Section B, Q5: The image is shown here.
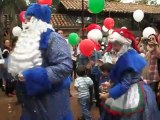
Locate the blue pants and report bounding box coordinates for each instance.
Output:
[78,97,92,120]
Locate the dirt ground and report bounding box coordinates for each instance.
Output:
[0,83,99,120]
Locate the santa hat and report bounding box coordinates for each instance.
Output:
[86,24,103,42]
[25,3,51,23]
[108,28,140,53]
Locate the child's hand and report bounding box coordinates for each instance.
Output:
[143,79,151,84]
[99,93,109,100]
[86,60,95,69]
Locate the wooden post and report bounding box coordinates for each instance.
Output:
[81,0,85,38]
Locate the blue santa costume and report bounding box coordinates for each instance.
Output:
[100,28,160,120]
[8,4,73,120]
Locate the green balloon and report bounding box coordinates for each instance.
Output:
[88,0,105,14]
[68,33,79,46]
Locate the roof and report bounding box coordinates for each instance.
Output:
[51,14,81,28]
[60,0,160,14]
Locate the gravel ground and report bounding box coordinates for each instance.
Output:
[0,83,99,120]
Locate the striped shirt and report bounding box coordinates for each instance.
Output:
[74,77,93,98]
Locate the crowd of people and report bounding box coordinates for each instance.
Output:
[72,28,160,120]
[0,3,160,120]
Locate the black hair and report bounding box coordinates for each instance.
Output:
[100,63,114,73]
[76,65,87,77]
[56,29,63,33]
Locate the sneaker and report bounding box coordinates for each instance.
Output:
[78,117,85,120]
[7,93,14,97]
[1,85,5,91]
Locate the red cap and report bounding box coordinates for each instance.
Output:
[86,24,101,32]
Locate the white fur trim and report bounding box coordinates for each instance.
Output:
[108,32,132,45]
[8,17,53,74]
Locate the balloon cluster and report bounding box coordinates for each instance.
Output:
[78,17,115,57]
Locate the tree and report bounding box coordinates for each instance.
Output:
[0,0,27,46]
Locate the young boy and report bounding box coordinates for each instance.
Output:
[74,65,93,120]
[98,63,114,120]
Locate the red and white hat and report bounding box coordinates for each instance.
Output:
[86,24,103,42]
[108,28,140,52]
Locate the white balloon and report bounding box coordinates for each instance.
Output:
[87,29,102,42]
[142,27,156,38]
[12,26,22,37]
[133,10,144,22]
[102,26,108,32]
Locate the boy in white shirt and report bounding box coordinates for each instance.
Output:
[74,65,93,120]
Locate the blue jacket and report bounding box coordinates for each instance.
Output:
[109,49,147,99]
[20,30,73,120]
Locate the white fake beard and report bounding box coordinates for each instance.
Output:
[8,17,53,75]
[117,45,132,57]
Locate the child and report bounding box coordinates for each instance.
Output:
[98,63,114,120]
[74,65,93,120]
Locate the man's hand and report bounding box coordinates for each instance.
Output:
[86,60,95,69]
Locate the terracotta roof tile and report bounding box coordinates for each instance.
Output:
[60,0,160,14]
[51,14,81,28]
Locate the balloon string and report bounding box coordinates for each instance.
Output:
[137,22,141,37]
[107,2,111,17]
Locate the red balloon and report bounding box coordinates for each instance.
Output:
[104,17,114,30]
[92,41,101,51]
[38,0,52,6]
[19,11,26,23]
[79,39,95,57]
